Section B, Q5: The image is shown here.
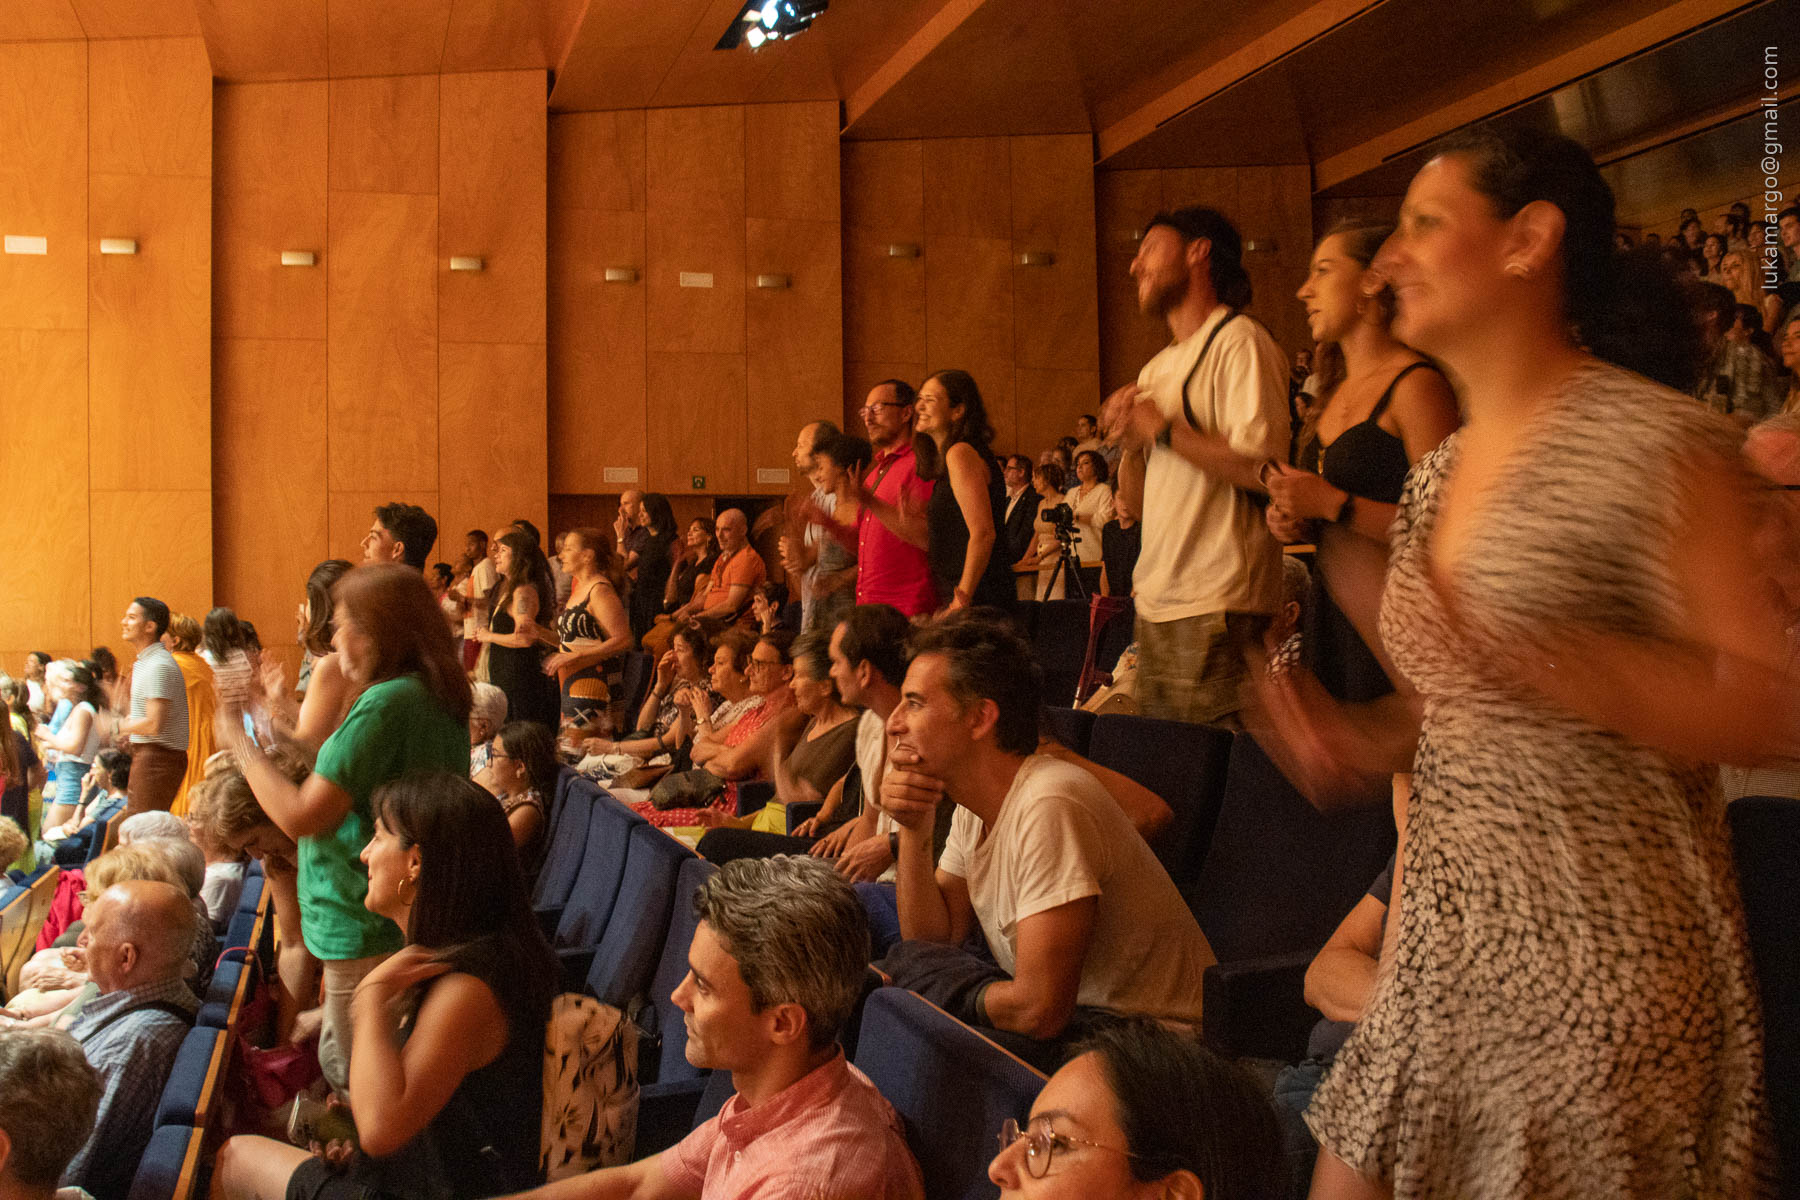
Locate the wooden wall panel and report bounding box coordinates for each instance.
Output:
[439,341,548,545]
[1015,367,1101,458]
[645,209,745,355]
[1096,169,1165,394]
[0,41,88,332]
[212,338,328,646]
[1161,167,1241,215]
[326,0,452,79]
[1237,164,1314,363]
[439,71,546,344]
[647,353,746,495]
[326,190,438,491]
[746,217,842,492]
[70,0,201,38]
[940,355,1016,456]
[923,235,1012,366]
[88,172,211,490]
[843,140,923,235]
[746,101,840,224]
[327,490,441,564]
[646,106,744,217]
[328,75,438,195]
[194,0,329,82]
[549,110,646,214]
[923,138,1011,239]
[548,207,646,493]
[0,330,89,657]
[89,489,212,653]
[1010,135,1099,372]
[88,38,210,179]
[214,82,327,341]
[843,229,926,366]
[0,1,84,41]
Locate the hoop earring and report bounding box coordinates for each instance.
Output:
[1505,261,1532,279]
[397,874,417,904]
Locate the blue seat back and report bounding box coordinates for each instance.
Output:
[153,1026,226,1129]
[533,777,597,908]
[1187,733,1393,963]
[198,952,246,1028]
[555,798,644,948]
[127,1124,200,1200]
[586,824,695,1007]
[644,857,718,1084]
[1028,599,1089,707]
[1038,706,1095,756]
[1087,714,1233,886]
[854,988,1045,1200]
[1730,795,1800,1184]
[617,652,656,725]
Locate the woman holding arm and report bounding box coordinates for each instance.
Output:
[1269,128,1786,1198]
[477,530,562,731]
[914,369,1016,612]
[213,771,556,1200]
[543,527,633,733]
[580,622,711,763]
[215,563,471,1098]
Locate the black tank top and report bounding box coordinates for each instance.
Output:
[1317,361,1433,505]
[925,449,1015,610]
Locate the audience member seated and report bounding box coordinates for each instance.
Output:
[880,613,1213,1053]
[182,785,248,933]
[506,856,923,1199]
[1266,855,1391,1199]
[37,748,129,866]
[1098,487,1141,598]
[578,622,712,777]
[482,720,558,872]
[59,880,200,1200]
[659,517,721,624]
[1266,556,1311,678]
[0,711,37,863]
[660,509,766,645]
[695,628,863,859]
[990,1016,1283,1199]
[640,632,799,820]
[0,1028,102,1200]
[545,527,633,734]
[0,818,27,882]
[748,582,798,637]
[117,810,189,846]
[214,773,557,1200]
[469,680,509,777]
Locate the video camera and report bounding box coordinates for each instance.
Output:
[1043,502,1078,545]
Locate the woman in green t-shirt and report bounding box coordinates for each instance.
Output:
[216,562,472,1096]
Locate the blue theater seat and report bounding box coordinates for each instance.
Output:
[198,951,247,1029]
[532,776,598,909]
[127,1123,201,1200]
[584,824,695,1009]
[634,857,719,1152]
[1038,706,1095,757]
[853,988,1046,1200]
[548,798,643,953]
[1086,713,1233,885]
[153,1026,228,1129]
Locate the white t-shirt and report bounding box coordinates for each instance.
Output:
[938,755,1212,1023]
[849,709,902,884]
[799,488,839,625]
[462,558,498,638]
[1132,307,1289,621]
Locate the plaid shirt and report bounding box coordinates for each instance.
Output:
[63,977,198,1198]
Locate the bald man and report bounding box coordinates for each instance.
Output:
[680,508,767,628]
[62,881,199,1199]
[614,489,648,577]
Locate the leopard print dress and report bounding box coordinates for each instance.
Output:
[1306,360,1775,1198]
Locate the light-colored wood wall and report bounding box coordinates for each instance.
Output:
[549,100,842,501]
[211,70,546,671]
[842,135,1101,459]
[1096,165,1314,396]
[0,36,212,674]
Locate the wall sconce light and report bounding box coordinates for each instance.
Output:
[1016,250,1055,267]
[449,256,484,272]
[1244,239,1278,253]
[755,274,791,289]
[886,243,921,258]
[4,235,48,255]
[99,238,138,255]
[603,267,639,283]
[280,250,317,267]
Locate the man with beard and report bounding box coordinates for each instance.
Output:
[1105,208,1289,725]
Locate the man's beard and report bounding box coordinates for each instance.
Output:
[1139,268,1188,317]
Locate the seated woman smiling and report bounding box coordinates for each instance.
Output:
[213,772,557,1200]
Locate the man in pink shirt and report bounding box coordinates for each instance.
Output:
[855,381,938,616]
[507,856,923,1200]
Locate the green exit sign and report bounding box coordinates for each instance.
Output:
[691,475,706,489]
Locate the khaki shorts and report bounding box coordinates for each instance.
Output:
[1134,611,1269,727]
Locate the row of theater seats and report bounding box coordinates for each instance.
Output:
[1,863,63,997]
[129,862,275,1200]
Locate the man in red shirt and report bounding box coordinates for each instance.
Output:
[854,381,937,616]
[505,856,924,1200]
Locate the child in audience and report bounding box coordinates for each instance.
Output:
[183,780,248,932]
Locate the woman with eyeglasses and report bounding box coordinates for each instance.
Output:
[990,1017,1282,1199]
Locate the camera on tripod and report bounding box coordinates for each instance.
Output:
[1043,502,1078,546]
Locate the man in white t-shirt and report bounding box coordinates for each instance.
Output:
[881,613,1213,1040]
[1108,207,1290,726]
[780,420,841,631]
[458,530,500,671]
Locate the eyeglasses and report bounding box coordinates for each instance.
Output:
[996,1118,1138,1179]
[860,400,911,415]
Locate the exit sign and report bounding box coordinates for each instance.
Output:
[691,475,706,489]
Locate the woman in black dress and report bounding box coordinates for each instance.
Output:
[913,369,1015,613]
[629,493,678,642]
[474,529,562,730]
[1264,220,1460,701]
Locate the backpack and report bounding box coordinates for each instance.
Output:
[541,993,640,1180]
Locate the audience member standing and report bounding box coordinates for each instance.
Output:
[1067,449,1115,597]
[360,501,438,572]
[785,420,842,631]
[200,607,254,712]
[162,617,218,818]
[854,381,937,616]
[912,370,1016,613]
[1027,462,1068,601]
[116,598,190,817]
[802,434,867,636]
[1111,208,1290,725]
[1264,221,1459,702]
[999,454,1038,571]
[612,489,648,578]
[458,530,499,671]
[477,530,562,731]
[1275,128,1782,1200]
[32,662,102,826]
[546,527,633,732]
[215,563,471,1097]
[628,494,679,643]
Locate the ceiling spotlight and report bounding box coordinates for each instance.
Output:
[715,0,827,49]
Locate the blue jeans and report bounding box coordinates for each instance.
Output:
[1271,1058,1330,1200]
[854,881,901,959]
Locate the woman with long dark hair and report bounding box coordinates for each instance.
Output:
[911,368,1015,611]
[544,527,632,732]
[1261,127,1784,1197]
[1264,219,1460,702]
[629,493,679,641]
[213,771,556,1199]
[259,559,355,752]
[214,562,472,1097]
[476,529,562,730]
[482,719,559,871]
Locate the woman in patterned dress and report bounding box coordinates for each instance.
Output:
[1261,128,1791,1199]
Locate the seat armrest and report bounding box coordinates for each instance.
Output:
[735,780,776,817]
[786,801,823,835]
[1201,952,1318,1062]
[534,904,563,941]
[556,945,596,992]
